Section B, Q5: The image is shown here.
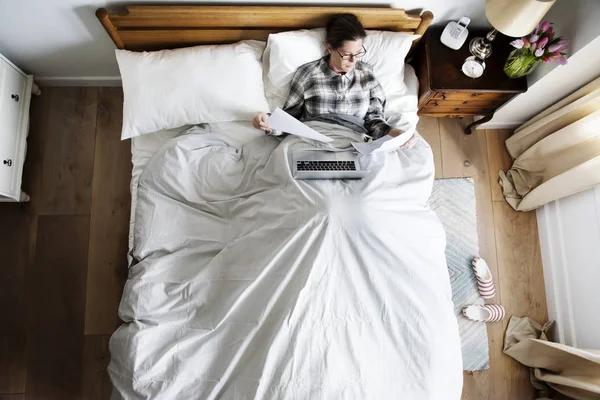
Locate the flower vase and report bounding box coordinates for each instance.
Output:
[503,49,540,78]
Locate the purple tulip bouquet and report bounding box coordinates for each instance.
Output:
[504,21,569,78]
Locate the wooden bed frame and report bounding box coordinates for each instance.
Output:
[96,6,433,52]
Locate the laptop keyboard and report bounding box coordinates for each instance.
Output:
[296,160,356,171]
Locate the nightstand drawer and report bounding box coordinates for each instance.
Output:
[420,105,495,115]
[426,99,505,109]
[433,92,514,101]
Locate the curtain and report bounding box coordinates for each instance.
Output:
[503,316,600,400]
[499,76,600,211]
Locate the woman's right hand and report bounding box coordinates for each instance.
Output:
[252,112,271,132]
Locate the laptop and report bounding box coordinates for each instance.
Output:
[292,149,368,180]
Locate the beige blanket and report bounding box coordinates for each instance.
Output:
[503,316,600,399]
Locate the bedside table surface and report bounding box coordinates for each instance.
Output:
[426,27,527,93]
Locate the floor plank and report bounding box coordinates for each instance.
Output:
[0,333,26,394]
[0,205,29,334]
[493,201,548,399]
[439,117,483,179]
[486,130,514,203]
[493,202,547,321]
[0,204,30,394]
[21,94,44,299]
[25,216,90,399]
[84,88,130,335]
[417,116,442,179]
[21,95,45,209]
[38,88,98,216]
[81,335,113,400]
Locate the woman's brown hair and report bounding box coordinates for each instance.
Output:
[326,14,366,50]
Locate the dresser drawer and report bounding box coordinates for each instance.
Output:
[426,99,505,109]
[433,92,514,102]
[0,60,27,196]
[420,105,495,116]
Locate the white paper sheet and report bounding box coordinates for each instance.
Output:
[268,108,333,143]
[352,129,415,154]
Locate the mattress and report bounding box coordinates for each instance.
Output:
[128,64,420,252]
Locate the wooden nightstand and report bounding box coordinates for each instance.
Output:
[413,27,527,134]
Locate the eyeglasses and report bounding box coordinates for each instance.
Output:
[336,46,367,60]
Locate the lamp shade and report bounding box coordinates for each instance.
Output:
[485,0,556,37]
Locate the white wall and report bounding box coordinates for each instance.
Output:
[537,186,600,349]
[0,0,489,83]
[479,0,600,129]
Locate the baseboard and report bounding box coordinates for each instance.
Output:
[35,76,122,87]
[536,202,577,346]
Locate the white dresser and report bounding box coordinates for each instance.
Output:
[0,53,37,202]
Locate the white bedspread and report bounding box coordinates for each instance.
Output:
[109,121,463,399]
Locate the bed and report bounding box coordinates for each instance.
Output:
[97,6,463,399]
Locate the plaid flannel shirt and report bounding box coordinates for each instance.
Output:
[282,56,394,139]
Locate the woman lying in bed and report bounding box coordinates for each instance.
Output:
[252,13,417,149]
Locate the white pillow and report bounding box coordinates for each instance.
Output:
[117,40,270,140]
[263,28,327,109]
[363,31,420,96]
[263,29,419,111]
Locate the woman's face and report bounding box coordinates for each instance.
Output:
[327,39,364,73]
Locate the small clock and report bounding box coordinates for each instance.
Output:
[462,56,485,79]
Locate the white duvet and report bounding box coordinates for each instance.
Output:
[109,122,463,399]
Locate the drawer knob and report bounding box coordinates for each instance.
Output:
[11,94,19,102]
[471,93,480,97]
[433,102,439,107]
[441,94,447,100]
[3,159,12,167]
[454,108,460,111]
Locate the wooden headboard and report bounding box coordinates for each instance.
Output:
[96,6,433,52]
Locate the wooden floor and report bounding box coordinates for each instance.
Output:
[0,87,547,399]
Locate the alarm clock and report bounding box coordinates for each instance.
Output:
[462,56,485,79]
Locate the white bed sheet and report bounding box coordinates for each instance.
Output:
[128,64,420,252]
[129,122,264,254]
[114,120,461,399]
[114,64,464,399]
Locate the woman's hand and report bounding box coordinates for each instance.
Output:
[252,112,271,132]
[389,128,418,149]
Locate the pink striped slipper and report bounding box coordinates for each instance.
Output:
[472,257,496,299]
[462,304,506,323]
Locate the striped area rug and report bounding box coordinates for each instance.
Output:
[430,178,489,371]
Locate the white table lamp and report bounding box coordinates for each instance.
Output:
[470,0,556,60]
